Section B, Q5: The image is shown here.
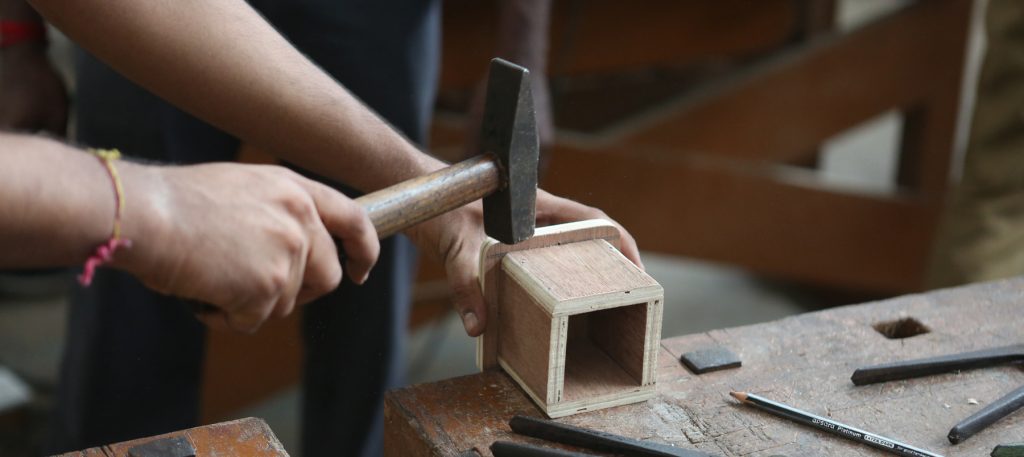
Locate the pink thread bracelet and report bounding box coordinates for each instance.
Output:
[79,149,132,286]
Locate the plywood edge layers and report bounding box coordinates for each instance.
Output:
[499,357,548,414]
[642,301,663,386]
[496,269,556,402]
[501,253,663,316]
[477,219,623,370]
[501,356,658,419]
[545,387,657,418]
[556,286,663,316]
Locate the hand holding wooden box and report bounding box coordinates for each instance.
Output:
[477,219,663,418]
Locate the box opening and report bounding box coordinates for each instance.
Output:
[562,302,648,402]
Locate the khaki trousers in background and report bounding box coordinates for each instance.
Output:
[928,0,1024,288]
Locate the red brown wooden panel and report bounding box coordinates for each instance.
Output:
[440,0,800,89]
[200,305,302,423]
[542,144,936,293]
[612,0,970,185]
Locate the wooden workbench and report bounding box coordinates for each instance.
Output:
[384,278,1024,456]
[56,417,287,457]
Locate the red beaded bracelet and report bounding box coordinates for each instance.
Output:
[0,20,47,49]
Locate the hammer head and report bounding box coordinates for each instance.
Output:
[481,58,539,245]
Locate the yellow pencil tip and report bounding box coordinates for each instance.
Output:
[730,391,748,402]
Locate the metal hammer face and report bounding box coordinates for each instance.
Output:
[480,58,539,245]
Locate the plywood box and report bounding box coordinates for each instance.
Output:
[478,220,663,417]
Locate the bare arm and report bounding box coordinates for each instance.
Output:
[28,0,444,191]
[0,135,120,266]
[24,0,641,336]
[1,133,379,332]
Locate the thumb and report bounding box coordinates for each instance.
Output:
[444,234,487,337]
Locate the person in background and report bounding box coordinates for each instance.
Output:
[927,0,1024,290]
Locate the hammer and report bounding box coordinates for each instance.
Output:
[355,58,539,244]
[190,59,537,317]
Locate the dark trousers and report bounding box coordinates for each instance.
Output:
[46,1,440,456]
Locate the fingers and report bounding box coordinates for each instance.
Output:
[195,303,268,334]
[612,222,644,271]
[536,190,645,270]
[193,308,233,332]
[295,217,342,306]
[270,232,307,319]
[445,233,487,336]
[294,177,379,285]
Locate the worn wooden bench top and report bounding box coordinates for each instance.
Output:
[384,278,1024,456]
[56,417,287,457]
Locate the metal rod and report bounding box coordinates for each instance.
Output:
[948,385,1024,444]
[851,345,1024,386]
[509,415,715,457]
[490,441,594,457]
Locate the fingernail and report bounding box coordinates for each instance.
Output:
[461,311,478,332]
[358,271,369,285]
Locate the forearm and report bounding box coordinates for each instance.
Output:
[0,134,136,267]
[27,0,445,191]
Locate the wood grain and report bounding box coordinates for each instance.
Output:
[502,240,660,313]
[588,303,651,384]
[497,270,554,404]
[386,278,1024,456]
[478,219,622,370]
[482,222,663,418]
[356,154,501,239]
[56,417,288,457]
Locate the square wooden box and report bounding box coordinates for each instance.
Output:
[477,220,663,418]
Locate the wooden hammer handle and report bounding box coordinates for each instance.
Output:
[355,154,503,239]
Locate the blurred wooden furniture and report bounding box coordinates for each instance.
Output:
[384,277,1024,456]
[54,417,287,457]
[546,0,971,294]
[439,0,973,294]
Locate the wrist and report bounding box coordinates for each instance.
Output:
[109,161,172,276]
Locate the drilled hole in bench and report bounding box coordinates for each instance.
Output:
[873,317,929,339]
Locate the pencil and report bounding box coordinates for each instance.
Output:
[730,391,943,457]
